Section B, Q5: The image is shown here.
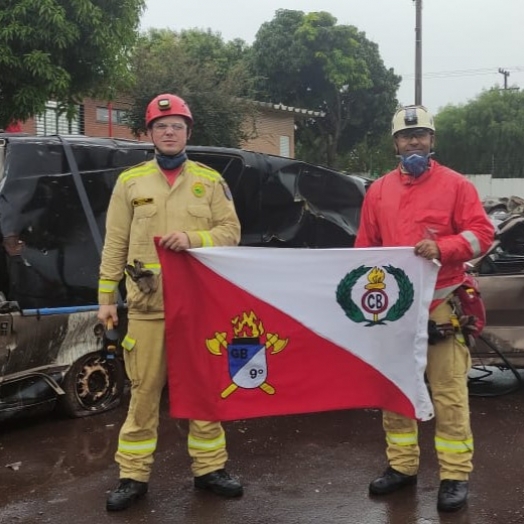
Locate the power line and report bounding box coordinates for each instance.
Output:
[403,66,524,80]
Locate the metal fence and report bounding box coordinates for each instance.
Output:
[466,174,524,200]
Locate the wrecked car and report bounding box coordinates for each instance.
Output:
[0,135,367,421]
[472,201,524,373]
[0,135,152,421]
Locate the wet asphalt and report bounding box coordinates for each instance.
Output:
[1,375,524,524]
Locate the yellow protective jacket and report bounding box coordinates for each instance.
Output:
[98,159,241,318]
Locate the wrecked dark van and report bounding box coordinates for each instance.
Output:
[0,135,367,421]
[0,135,152,420]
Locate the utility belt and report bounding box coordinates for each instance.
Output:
[429,274,486,347]
[427,293,480,348]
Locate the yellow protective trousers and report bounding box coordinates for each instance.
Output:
[116,318,228,482]
[382,300,473,481]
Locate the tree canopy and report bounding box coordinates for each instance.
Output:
[2,4,404,170]
[0,0,145,128]
[126,28,253,147]
[249,10,401,167]
[435,88,524,177]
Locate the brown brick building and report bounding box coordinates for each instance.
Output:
[18,98,137,140]
[16,99,321,158]
[243,102,322,158]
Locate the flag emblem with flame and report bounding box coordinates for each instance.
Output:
[206,311,289,398]
[336,265,414,326]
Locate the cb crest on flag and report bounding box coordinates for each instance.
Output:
[337,265,414,326]
[205,311,288,398]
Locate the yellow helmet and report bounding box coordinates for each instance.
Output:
[391,105,435,136]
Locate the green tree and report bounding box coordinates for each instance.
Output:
[249,9,401,167]
[342,131,397,178]
[179,29,249,83]
[435,88,524,177]
[127,28,254,147]
[0,0,145,128]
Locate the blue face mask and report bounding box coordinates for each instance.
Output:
[399,153,432,178]
[156,151,187,170]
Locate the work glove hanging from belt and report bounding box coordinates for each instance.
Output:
[125,259,157,294]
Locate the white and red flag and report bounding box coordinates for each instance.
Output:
[156,246,439,422]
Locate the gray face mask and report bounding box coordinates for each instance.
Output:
[399,152,433,177]
[156,151,187,170]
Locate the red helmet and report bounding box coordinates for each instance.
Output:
[145,94,193,128]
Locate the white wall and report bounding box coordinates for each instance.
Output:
[466,174,524,200]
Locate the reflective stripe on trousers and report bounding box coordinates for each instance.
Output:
[435,436,474,454]
[188,429,226,452]
[118,438,157,455]
[386,431,418,447]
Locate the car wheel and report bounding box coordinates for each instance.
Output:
[59,351,125,418]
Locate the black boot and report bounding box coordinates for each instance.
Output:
[437,480,468,512]
[194,469,243,497]
[106,478,148,511]
[369,466,417,495]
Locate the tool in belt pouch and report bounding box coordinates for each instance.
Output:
[125,259,158,294]
[427,274,486,347]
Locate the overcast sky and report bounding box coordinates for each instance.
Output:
[140,0,523,114]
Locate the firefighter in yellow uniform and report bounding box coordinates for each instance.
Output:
[98,94,243,512]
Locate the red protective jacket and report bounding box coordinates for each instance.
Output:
[355,160,495,300]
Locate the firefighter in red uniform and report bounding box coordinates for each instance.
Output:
[98,94,243,511]
[355,105,494,512]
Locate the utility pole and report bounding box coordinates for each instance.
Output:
[414,0,423,104]
[498,68,510,90]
